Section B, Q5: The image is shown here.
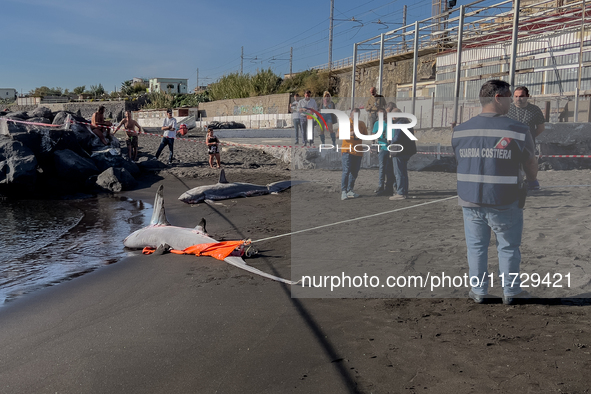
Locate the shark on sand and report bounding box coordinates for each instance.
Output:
[178,169,305,204]
[124,185,298,285]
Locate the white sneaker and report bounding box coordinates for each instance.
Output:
[389,194,407,200]
[341,191,348,200]
[346,191,359,199]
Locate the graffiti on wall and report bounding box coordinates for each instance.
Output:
[233,105,264,115]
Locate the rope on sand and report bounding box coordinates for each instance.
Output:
[252,195,458,244]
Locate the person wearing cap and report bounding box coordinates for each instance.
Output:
[206,126,221,168]
[114,110,142,161]
[155,109,177,164]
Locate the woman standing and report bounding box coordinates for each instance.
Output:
[319,91,337,145]
[206,125,221,168]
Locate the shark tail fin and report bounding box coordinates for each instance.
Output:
[218,169,229,184]
[150,185,171,226]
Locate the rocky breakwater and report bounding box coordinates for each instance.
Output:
[0,107,140,198]
[537,123,591,171]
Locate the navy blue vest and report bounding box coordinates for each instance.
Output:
[452,115,528,205]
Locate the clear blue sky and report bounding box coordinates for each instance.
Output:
[1,0,435,95]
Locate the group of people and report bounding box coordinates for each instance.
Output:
[91,106,221,168]
[339,101,418,201]
[289,87,417,201]
[290,90,338,146]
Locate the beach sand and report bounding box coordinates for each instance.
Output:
[0,131,590,393]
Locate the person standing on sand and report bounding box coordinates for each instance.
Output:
[206,126,221,168]
[372,108,395,197]
[319,91,337,145]
[298,90,318,146]
[290,93,302,144]
[91,105,113,145]
[341,108,368,200]
[155,109,177,165]
[114,110,142,161]
[507,86,545,191]
[364,87,386,132]
[389,108,417,201]
[452,80,538,305]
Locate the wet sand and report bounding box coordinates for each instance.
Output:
[0,132,590,393]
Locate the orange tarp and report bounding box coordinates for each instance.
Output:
[142,241,245,261]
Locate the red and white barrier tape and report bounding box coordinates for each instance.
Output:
[539,154,591,158]
[0,116,62,128]
[4,117,591,157]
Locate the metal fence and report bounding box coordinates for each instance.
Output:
[314,0,591,125]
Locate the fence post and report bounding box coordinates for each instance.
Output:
[430,91,435,128]
[437,143,441,160]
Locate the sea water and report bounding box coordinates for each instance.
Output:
[0,196,151,304]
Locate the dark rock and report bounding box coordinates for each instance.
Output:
[26,117,52,125]
[54,149,99,182]
[0,138,38,189]
[5,111,29,120]
[91,150,140,176]
[96,167,137,192]
[30,107,53,120]
[52,111,69,125]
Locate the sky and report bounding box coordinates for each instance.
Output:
[1,0,437,95]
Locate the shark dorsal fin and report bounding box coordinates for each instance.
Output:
[218,169,228,184]
[195,218,207,234]
[150,185,171,226]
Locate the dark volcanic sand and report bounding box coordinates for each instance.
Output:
[0,129,589,393]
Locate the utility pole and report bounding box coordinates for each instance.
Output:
[241,46,244,75]
[403,5,407,51]
[509,0,521,88]
[196,68,199,92]
[290,47,293,76]
[328,0,334,73]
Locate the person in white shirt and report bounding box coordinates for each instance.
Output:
[297,90,318,146]
[155,109,178,164]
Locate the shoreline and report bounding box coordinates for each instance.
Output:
[1,140,590,391]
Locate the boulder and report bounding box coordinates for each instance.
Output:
[30,107,53,121]
[26,117,52,125]
[537,123,591,170]
[5,111,28,120]
[0,138,38,188]
[91,150,140,176]
[54,149,99,183]
[96,167,137,192]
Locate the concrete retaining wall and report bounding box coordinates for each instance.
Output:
[198,93,291,117]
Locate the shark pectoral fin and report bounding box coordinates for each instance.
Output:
[224,257,299,285]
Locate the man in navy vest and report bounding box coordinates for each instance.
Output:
[452,80,538,305]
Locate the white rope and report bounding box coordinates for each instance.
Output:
[252,195,458,244]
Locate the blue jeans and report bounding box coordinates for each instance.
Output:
[392,155,411,195]
[156,137,174,162]
[378,149,394,193]
[462,201,523,296]
[341,153,362,193]
[293,118,301,143]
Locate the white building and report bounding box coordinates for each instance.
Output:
[0,88,17,101]
[148,78,188,94]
